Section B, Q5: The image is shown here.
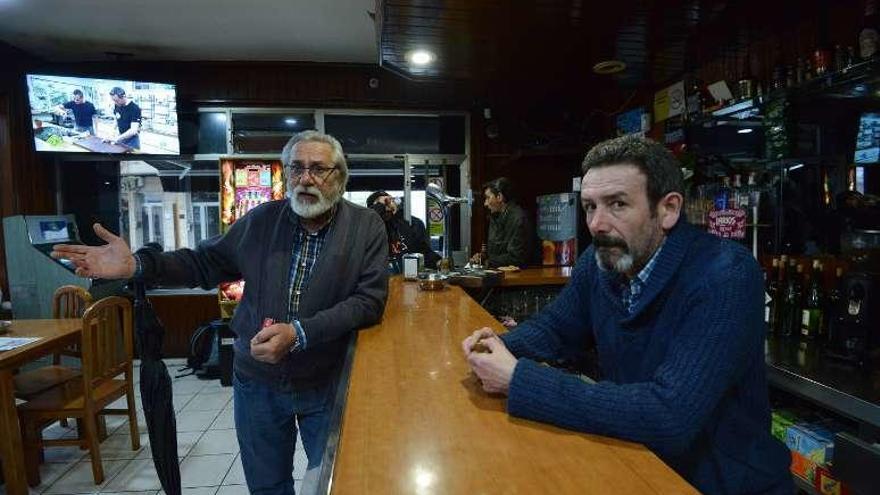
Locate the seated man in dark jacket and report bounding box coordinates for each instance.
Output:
[52,131,389,495]
[462,136,792,494]
[366,190,441,272]
[473,177,535,268]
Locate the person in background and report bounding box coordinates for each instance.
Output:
[471,177,534,268]
[52,130,389,495]
[53,89,97,135]
[367,190,441,272]
[105,87,142,149]
[462,136,792,494]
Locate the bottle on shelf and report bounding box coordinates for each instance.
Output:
[859,0,879,61]
[714,176,732,210]
[825,266,845,344]
[771,255,789,335]
[801,260,825,340]
[765,257,781,331]
[834,44,847,72]
[780,259,803,337]
[796,57,805,85]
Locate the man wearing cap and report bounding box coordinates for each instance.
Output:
[105,87,142,149]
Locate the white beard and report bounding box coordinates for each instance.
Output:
[594,249,634,274]
[288,185,340,218]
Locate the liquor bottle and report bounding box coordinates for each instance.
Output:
[805,58,814,80]
[765,257,781,330]
[734,174,749,211]
[714,176,732,210]
[834,44,847,72]
[825,266,844,343]
[747,172,761,208]
[814,47,832,76]
[796,57,805,85]
[780,260,803,337]
[801,260,825,340]
[859,0,879,60]
[786,65,796,88]
[771,255,789,334]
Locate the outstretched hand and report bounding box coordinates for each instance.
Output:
[51,223,136,279]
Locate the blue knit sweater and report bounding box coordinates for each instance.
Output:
[501,221,792,494]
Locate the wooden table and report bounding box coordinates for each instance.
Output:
[0,319,82,495]
[321,278,696,494]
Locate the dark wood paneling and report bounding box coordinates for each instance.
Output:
[147,294,221,358]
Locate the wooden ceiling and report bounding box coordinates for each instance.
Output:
[378,0,856,88]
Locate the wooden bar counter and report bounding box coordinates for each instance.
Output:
[499,266,572,287]
[319,277,696,494]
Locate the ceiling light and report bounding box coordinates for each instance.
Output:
[407,50,435,66]
[737,128,754,134]
[285,118,298,125]
[788,163,805,171]
[592,60,627,75]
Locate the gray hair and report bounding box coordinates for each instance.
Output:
[280,130,349,188]
[581,135,684,207]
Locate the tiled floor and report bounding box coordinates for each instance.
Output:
[1,359,307,495]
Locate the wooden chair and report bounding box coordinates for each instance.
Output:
[13,285,92,427]
[18,296,140,486]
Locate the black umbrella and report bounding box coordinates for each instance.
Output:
[133,270,181,495]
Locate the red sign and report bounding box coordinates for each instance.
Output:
[708,208,747,239]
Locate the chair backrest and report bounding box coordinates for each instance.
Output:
[79,296,134,399]
[53,285,93,319]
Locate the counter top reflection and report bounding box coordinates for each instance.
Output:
[325,277,695,494]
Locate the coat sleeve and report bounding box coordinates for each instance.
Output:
[298,212,390,346]
[137,209,250,288]
[504,251,766,458]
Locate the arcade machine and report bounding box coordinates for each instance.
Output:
[3,214,124,318]
[216,158,285,318]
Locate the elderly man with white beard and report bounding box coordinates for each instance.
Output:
[52,130,389,495]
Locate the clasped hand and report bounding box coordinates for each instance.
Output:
[250,323,297,364]
[461,327,517,395]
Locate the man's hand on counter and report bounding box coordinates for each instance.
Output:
[464,330,517,395]
[250,323,297,364]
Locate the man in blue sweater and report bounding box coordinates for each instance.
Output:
[463,136,792,494]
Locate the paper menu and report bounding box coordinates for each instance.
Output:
[0,337,41,351]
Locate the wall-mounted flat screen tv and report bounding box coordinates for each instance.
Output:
[854,112,880,164]
[26,73,179,155]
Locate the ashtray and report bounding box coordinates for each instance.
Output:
[418,274,446,291]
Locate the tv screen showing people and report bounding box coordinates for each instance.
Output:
[26,73,180,155]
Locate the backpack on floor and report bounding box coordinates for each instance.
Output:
[177,322,220,379]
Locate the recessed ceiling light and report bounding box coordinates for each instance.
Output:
[285,118,298,125]
[737,128,754,134]
[592,60,627,75]
[407,50,435,66]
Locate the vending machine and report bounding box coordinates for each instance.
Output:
[536,193,581,266]
[217,159,285,317]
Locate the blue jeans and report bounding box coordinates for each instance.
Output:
[233,370,337,495]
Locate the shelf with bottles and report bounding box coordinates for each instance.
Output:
[762,252,880,427]
[683,56,880,131]
[684,172,769,235]
[765,57,880,105]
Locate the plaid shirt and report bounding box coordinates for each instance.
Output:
[286,216,333,349]
[620,241,665,314]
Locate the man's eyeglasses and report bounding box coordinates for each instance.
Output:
[289,165,338,182]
